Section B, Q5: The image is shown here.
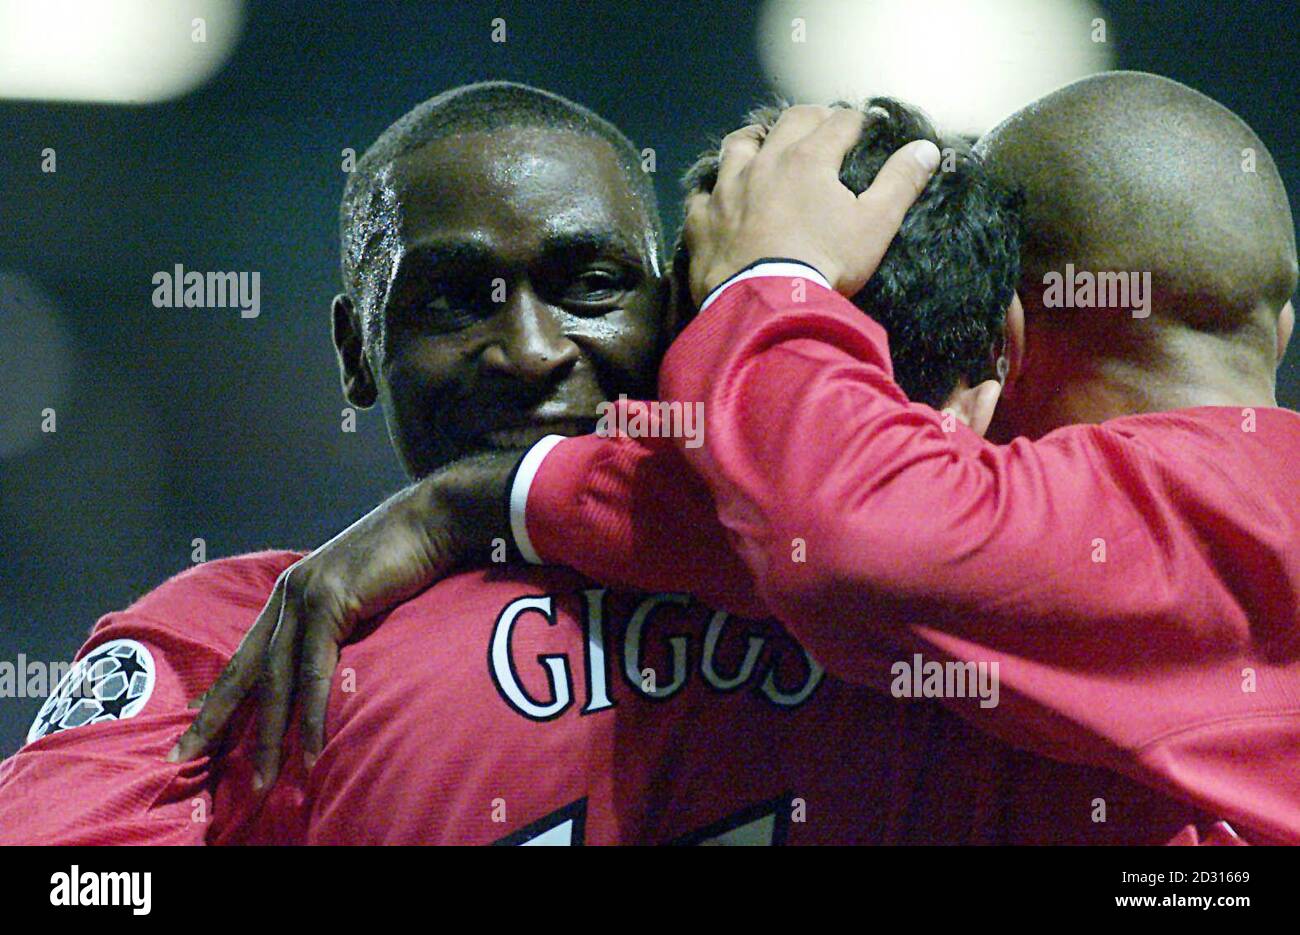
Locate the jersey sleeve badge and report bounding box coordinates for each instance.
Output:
[27,639,156,744]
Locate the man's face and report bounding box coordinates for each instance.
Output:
[341,126,665,478]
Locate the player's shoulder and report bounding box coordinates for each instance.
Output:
[1103,404,1300,438]
[126,549,302,613]
[98,550,303,641]
[1045,405,1300,459]
[1064,407,1300,524]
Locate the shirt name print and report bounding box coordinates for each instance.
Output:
[488,589,824,721]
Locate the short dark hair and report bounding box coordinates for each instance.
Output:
[683,98,1022,408]
[340,81,663,351]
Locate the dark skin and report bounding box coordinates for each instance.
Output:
[176,94,1296,824]
[346,126,663,476]
[170,126,667,788]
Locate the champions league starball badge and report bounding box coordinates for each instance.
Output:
[27,639,155,744]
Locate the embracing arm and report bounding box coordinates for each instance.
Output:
[512,416,766,619]
[647,271,1300,839]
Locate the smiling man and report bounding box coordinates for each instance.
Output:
[186,74,1300,847]
[1,83,657,843]
[0,82,1026,844]
[335,93,664,472]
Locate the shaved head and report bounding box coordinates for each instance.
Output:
[977,71,1296,347]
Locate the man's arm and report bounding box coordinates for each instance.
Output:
[172,453,525,784]
[515,407,766,619]
[653,270,1300,840]
[513,305,1265,749]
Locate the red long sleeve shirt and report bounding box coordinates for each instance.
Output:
[0,552,1221,846]
[515,271,1300,844]
[10,552,1019,845]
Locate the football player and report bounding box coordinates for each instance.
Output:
[190,73,1297,845]
[3,82,1055,843]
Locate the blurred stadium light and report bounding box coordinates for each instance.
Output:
[0,0,244,103]
[758,0,1115,135]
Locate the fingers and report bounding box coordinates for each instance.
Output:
[714,124,764,194]
[253,582,304,792]
[795,107,866,170]
[683,191,709,251]
[857,138,941,208]
[168,582,285,763]
[297,622,340,769]
[760,104,834,157]
[850,139,942,266]
[682,190,714,306]
[728,107,862,193]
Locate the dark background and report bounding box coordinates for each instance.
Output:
[1,0,1297,753]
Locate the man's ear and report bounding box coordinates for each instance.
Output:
[999,292,1026,392]
[663,240,693,342]
[940,379,1003,439]
[332,293,378,408]
[1278,300,1294,365]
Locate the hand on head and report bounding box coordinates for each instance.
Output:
[683,104,942,305]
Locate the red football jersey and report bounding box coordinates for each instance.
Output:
[253,564,907,844]
[0,551,1213,845]
[0,553,281,845]
[513,270,1300,844]
[0,552,914,845]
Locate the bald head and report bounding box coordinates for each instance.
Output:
[977,71,1296,344]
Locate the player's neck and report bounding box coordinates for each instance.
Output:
[991,329,1278,440]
